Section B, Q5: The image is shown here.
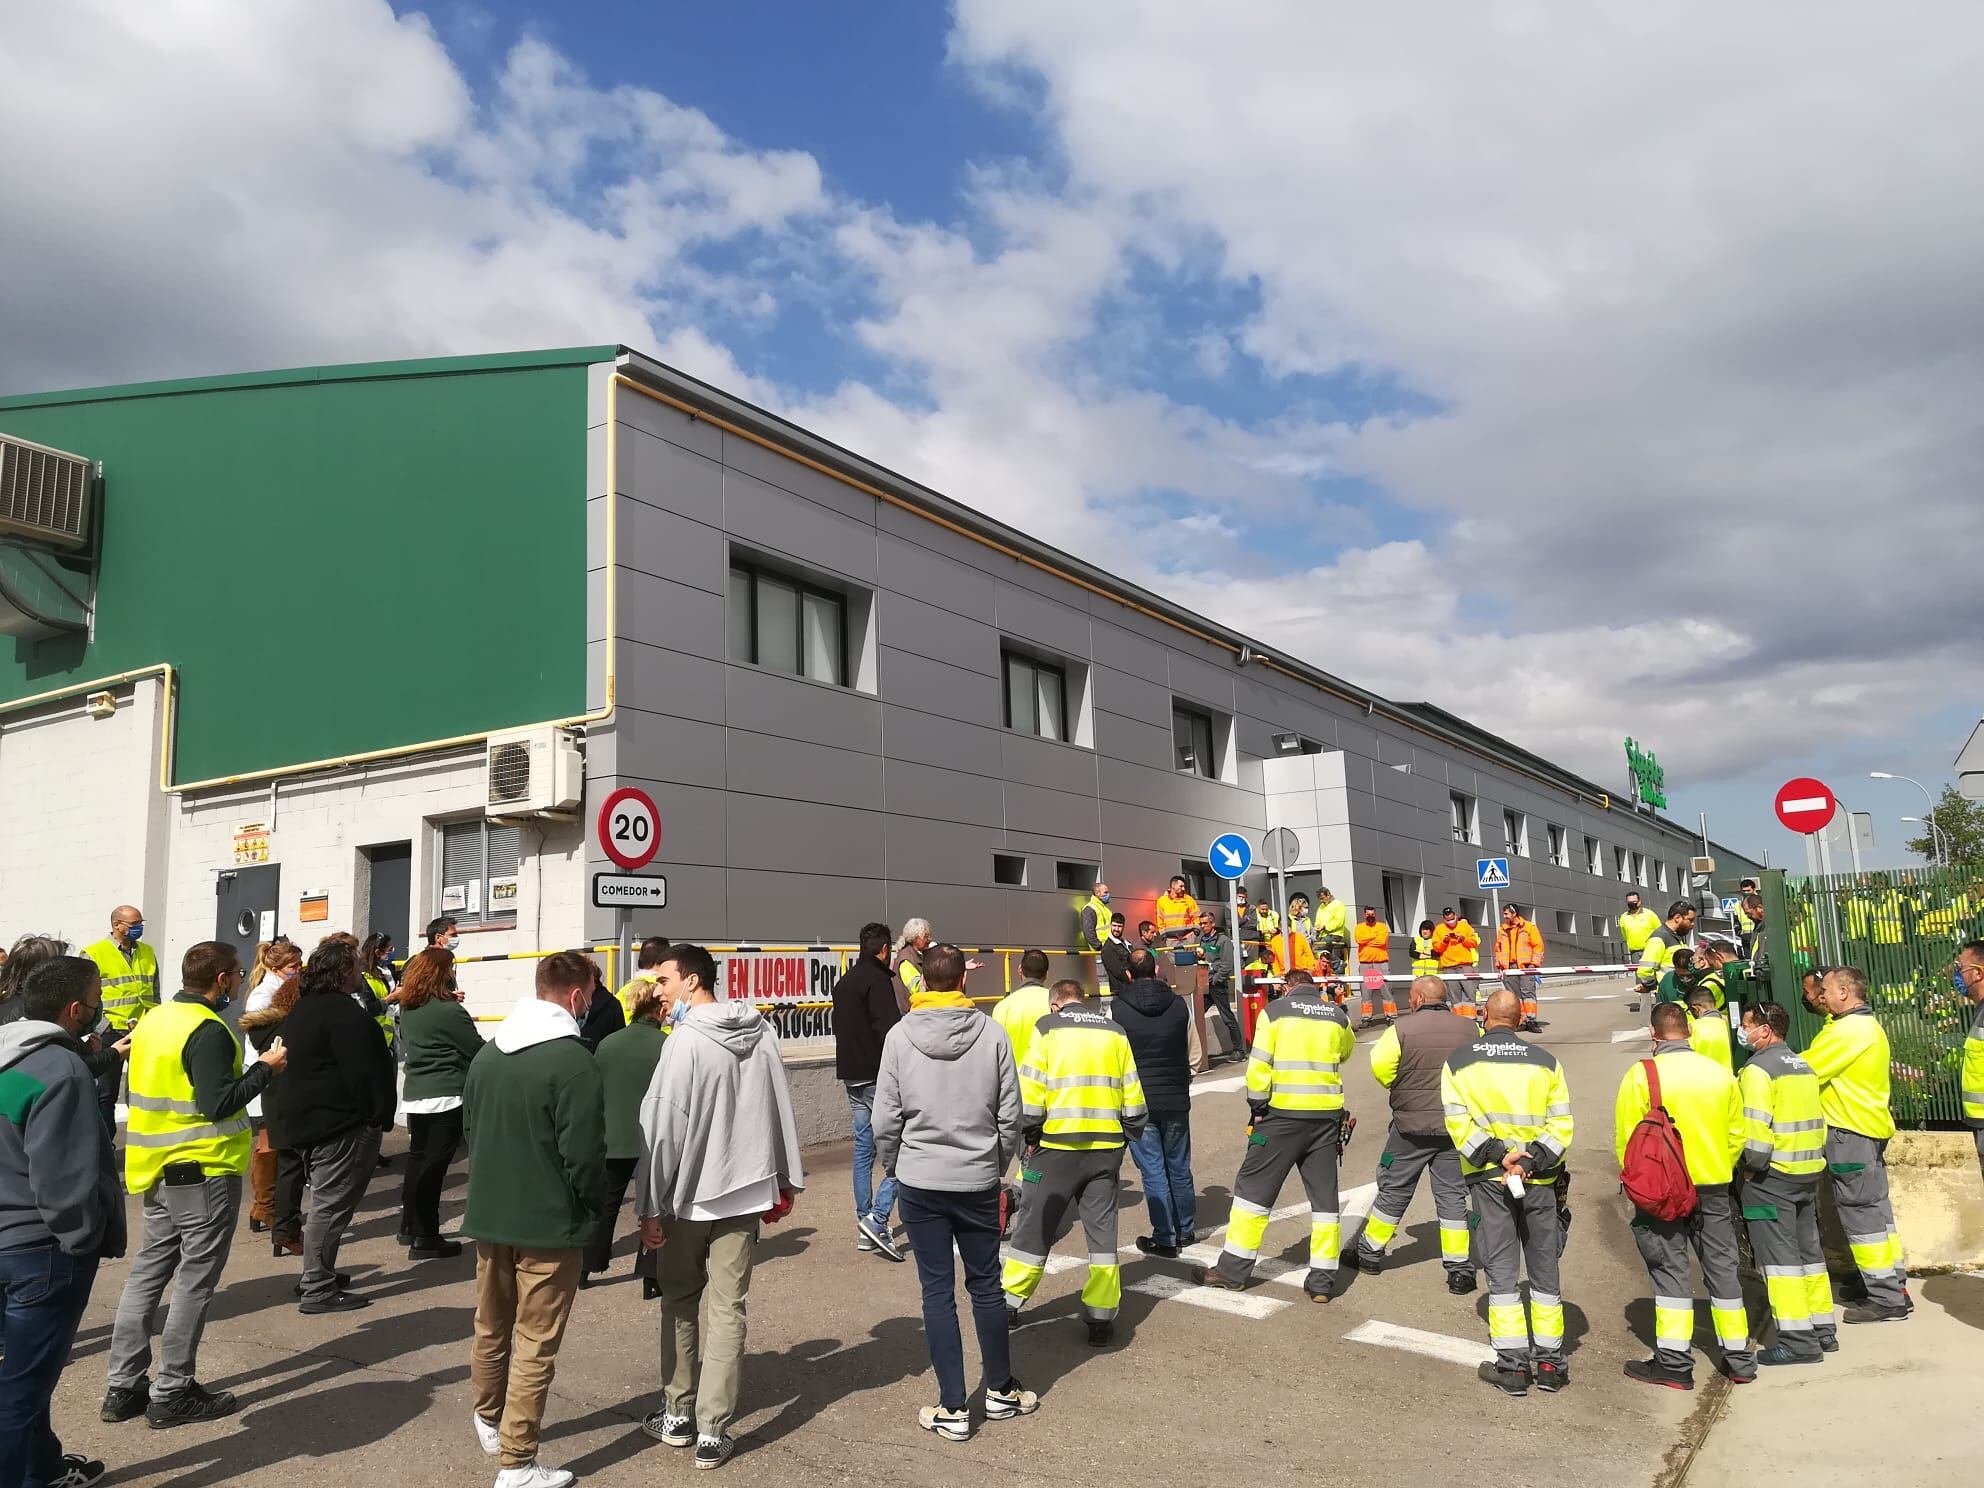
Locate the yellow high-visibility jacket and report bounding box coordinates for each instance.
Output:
[1019,1003,1146,1150]
[1613,1045,1744,1186]
[1803,1005,1894,1140]
[1441,1029,1574,1182]
[1737,1044,1826,1178]
[1246,988,1354,1118]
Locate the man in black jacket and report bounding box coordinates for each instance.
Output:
[577,955,626,1052]
[1098,914,1133,993]
[1111,950,1196,1257]
[833,922,904,1262]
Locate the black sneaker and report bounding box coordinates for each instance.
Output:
[1085,1319,1114,1348]
[642,1410,695,1447]
[1480,1360,1530,1396]
[1623,1358,1694,1391]
[147,1381,240,1428]
[1843,1302,1910,1325]
[1134,1236,1180,1259]
[1446,1270,1478,1296]
[1353,1250,1383,1276]
[693,1433,736,1470]
[1819,1333,1840,1354]
[51,1454,106,1488]
[300,1291,371,1315]
[410,1239,463,1260]
[1533,1360,1568,1393]
[1006,1305,1021,1330]
[1757,1345,1821,1367]
[101,1380,150,1423]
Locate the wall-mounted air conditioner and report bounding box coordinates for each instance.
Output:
[0,434,93,548]
[485,727,583,817]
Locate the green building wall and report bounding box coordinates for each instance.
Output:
[0,348,612,783]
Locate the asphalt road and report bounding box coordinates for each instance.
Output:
[49,980,1722,1488]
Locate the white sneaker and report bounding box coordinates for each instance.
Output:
[493,1462,575,1488]
[473,1411,501,1456]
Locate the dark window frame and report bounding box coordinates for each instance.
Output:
[1001,648,1071,742]
[1173,702,1218,778]
[727,556,849,687]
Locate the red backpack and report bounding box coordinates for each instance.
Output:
[1620,1059,1696,1221]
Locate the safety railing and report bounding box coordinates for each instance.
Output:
[1761,865,1984,1128]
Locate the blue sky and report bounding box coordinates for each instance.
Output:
[5,1,1979,866]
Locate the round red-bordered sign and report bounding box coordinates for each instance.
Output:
[597,786,661,870]
[1774,777,1837,835]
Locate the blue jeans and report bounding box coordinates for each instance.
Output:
[1127,1113,1197,1245]
[0,1245,100,1488]
[898,1185,1010,1411]
[844,1083,898,1225]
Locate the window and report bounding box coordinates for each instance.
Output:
[1381,872,1422,933]
[1450,792,1478,844]
[1173,703,1218,778]
[1459,895,1488,927]
[727,558,847,686]
[1056,861,1098,892]
[1503,809,1528,857]
[1632,851,1648,887]
[1180,860,1218,903]
[437,819,520,929]
[993,853,1028,887]
[1614,845,1629,883]
[1002,649,1069,742]
[1547,823,1567,867]
[1555,910,1578,936]
[1656,860,1670,893]
[1591,914,1612,937]
[1585,835,1602,876]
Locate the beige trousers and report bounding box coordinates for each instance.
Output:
[471,1243,583,1468]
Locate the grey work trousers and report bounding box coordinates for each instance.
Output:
[1356,1126,1472,1274]
[658,1213,760,1439]
[1973,1127,1984,1183]
[1003,1144,1126,1320]
[1471,1175,1564,1367]
[107,1173,241,1393]
[1826,1128,1907,1309]
[300,1127,381,1304]
[1741,1171,1834,1360]
[1213,1113,1341,1287]
[1631,1183,1755,1379]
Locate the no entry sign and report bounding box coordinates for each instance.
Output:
[1774,777,1836,835]
[597,786,661,870]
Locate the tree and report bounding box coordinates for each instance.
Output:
[1904,784,1984,867]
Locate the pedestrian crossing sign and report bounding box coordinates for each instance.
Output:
[1476,857,1511,889]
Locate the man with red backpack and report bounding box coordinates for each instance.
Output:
[1613,1002,1753,1390]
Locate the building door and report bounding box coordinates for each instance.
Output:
[214,864,280,1033]
[364,842,413,959]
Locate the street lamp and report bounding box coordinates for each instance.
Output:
[1900,817,1952,866]
[1871,772,1942,867]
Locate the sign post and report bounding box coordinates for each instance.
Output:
[1261,828,1300,975]
[1208,832,1254,1009]
[1775,777,1842,960]
[597,785,662,987]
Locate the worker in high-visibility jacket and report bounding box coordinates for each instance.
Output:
[991,949,1054,1074]
[1353,906,1396,1026]
[1735,1001,1834,1364]
[1687,987,1734,1074]
[1002,979,1147,1347]
[85,904,159,1128]
[1078,882,1113,953]
[1619,893,1662,964]
[1494,907,1545,1029]
[1266,926,1318,979]
[1410,921,1440,977]
[1613,1002,1753,1388]
[1432,907,1482,1016]
[1806,968,1909,1322]
[1633,902,1697,1013]
[1955,940,1984,1182]
[1197,974,1356,1303]
[1313,888,1349,969]
[1441,989,1574,1395]
[1356,976,1477,1291]
[105,941,285,1427]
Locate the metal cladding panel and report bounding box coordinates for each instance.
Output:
[876,590,999,678]
[724,665,882,753]
[725,729,885,812]
[730,869,887,944]
[597,496,724,595]
[619,425,723,524]
[724,467,878,580]
[1090,664,1172,727]
[886,813,1003,888]
[1092,707,1173,772]
[878,530,997,617]
[883,757,1006,828]
[995,581,1094,660]
[1004,782,1102,842]
[880,703,1004,778]
[1090,617,1170,684]
[1000,731,1099,796]
[877,647,1001,730]
[727,793,882,876]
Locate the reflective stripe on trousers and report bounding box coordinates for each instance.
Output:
[1215,1114,1341,1286]
[1000,1145,1124,1320]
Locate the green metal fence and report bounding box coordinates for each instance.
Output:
[1759,865,1984,1127]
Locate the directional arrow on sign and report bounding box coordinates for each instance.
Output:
[1207,832,1253,880]
[1216,841,1245,872]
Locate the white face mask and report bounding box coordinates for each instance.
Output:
[445,935,461,952]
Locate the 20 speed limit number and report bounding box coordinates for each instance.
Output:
[597,786,661,871]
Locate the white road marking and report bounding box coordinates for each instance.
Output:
[1611,1027,1648,1044]
[1538,996,1564,1003]
[1130,1272,1291,1319]
[1043,1255,1087,1275]
[1345,1318,1495,1368]
[1160,1182,1378,1290]
[1191,1076,1248,1097]
[1583,994,1619,1001]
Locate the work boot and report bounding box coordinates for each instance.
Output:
[1446,1269,1478,1296]
[99,1381,150,1423]
[146,1381,240,1429]
[1006,1305,1021,1329]
[1842,1302,1909,1325]
[1757,1345,1822,1367]
[1135,1235,1181,1259]
[1623,1358,1693,1391]
[1479,1360,1529,1396]
[1304,1270,1335,1304]
[1818,1331,1839,1354]
[1192,1266,1245,1291]
[1085,1318,1114,1348]
[1353,1250,1383,1276]
[1533,1360,1568,1393]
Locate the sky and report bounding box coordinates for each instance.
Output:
[3,0,1980,868]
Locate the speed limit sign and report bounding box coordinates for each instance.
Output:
[597,786,661,871]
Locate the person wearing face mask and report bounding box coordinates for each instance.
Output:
[463,950,607,1488]
[1955,940,1984,1182]
[1734,1002,1834,1365]
[84,905,159,1131]
[1432,907,1483,1016]
[1353,906,1396,1028]
[102,943,286,1429]
[426,915,463,955]
[1078,882,1113,956]
[1619,893,1661,965]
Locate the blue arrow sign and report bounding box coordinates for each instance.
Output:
[1476,857,1511,890]
[1209,833,1253,880]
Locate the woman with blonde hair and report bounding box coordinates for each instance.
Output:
[240,938,306,1244]
[396,948,481,1257]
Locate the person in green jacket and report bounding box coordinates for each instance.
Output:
[585,982,667,1294]
[463,951,606,1488]
[396,949,484,1259]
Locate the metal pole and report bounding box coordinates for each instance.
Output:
[1844,808,1864,875]
[616,906,632,999]
[1815,832,1843,965]
[1229,880,1243,997]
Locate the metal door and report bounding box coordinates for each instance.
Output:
[214,864,280,1032]
[364,842,412,958]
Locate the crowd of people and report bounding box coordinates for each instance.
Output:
[4,886,1982,1488]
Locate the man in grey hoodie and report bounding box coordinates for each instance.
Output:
[635,944,804,1472]
[1,956,125,1488]
[872,944,1037,1442]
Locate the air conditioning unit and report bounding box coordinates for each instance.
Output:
[485,727,583,817]
[1690,856,1716,875]
[0,434,94,548]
